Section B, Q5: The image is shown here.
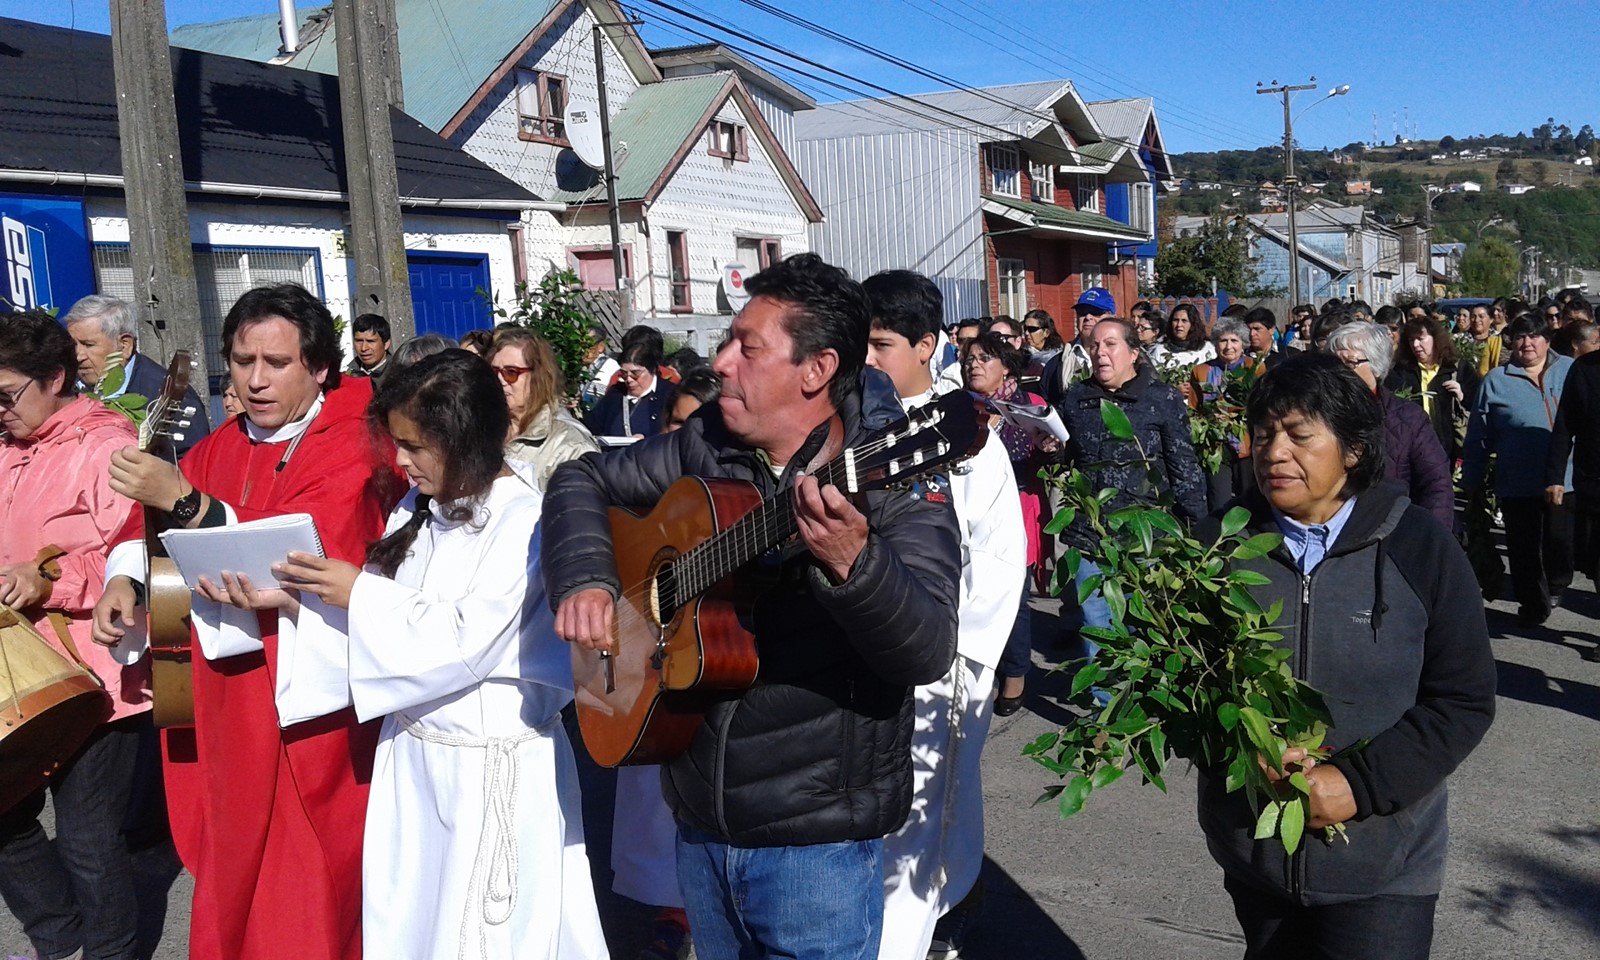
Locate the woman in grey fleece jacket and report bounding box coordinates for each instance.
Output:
[1198,352,1496,960]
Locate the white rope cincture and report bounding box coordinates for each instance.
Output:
[399,712,559,960]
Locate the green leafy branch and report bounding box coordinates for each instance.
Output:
[1188,362,1262,475]
[480,269,603,398]
[1026,399,1337,855]
[87,353,150,427]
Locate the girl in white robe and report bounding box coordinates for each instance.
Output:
[265,351,609,960]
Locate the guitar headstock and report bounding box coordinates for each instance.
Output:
[137,351,198,454]
[835,390,988,495]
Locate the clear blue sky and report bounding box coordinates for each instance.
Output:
[5,0,1589,155]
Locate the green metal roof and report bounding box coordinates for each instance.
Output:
[171,0,563,132]
[1076,140,1125,164]
[984,194,1148,239]
[547,74,729,204]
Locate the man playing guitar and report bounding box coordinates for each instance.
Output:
[544,253,961,960]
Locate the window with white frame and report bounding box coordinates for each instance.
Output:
[1131,181,1154,234]
[988,144,1020,198]
[1076,174,1100,213]
[1080,262,1104,293]
[998,258,1026,317]
[1030,161,1055,202]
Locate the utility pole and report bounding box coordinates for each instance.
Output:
[109,0,209,393]
[1258,80,1317,309]
[593,21,641,294]
[331,0,415,338]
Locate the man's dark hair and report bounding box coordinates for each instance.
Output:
[352,313,391,342]
[863,270,942,347]
[1348,299,1373,318]
[744,253,870,407]
[1554,288,1586,307]
[365,350,508,576]
[0,309,78,397]
[222,284,343,389]
[1220,303,1249,318]
[1312,310,1353,350]
[1248,351,1386,496]
[1321,298,1344,314]
[1373,304,1403,329]
[459,329,495,355]
[983,315,1020,336]
[1568,319,1598,346]
[1504,310,1551,342]
[1563,299,1594,322]
[1242,306,1277,330]
[667,347,707,380]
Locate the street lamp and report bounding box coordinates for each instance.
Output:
[1257,80,1351,307]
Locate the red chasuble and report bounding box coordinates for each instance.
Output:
[163,377,402,960]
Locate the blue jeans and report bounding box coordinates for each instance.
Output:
[1074,557,1113,706]
[0,716,143,960]
[676,824,884,960]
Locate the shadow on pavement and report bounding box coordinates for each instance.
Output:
[1460,838,1600,939]
[960,856,1086,960]
[1493,659,1600,722]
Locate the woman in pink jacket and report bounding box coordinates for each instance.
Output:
[0,309,148,960]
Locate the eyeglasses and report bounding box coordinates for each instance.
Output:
[963,353,998,366]
[1024,325,1047,333]
[619,366,651,381]
[1339,356,1370,368]
[492,365,533,384]
[0,378,35,408]
[999,332,1023,341]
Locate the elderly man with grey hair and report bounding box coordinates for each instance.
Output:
[1325,322,1454,528]
[64,294,211,455]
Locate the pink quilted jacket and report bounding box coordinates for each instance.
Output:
[0,396,150,720]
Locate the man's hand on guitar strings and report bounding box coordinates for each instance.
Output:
[793,474,869,584]
[555,588,617,653]
[109,447,188,511]
[91,575,139,647]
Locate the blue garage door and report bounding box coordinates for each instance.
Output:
[407,253,491,341]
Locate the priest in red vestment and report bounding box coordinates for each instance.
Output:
[96,283,403,960]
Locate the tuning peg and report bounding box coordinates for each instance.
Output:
[171,432,185,443]
[177,418,193,428]
[182,405,197,416]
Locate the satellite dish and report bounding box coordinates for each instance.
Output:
[723,263,752,309]
[564,100,607,170]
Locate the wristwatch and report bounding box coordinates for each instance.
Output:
[170,486,203,525]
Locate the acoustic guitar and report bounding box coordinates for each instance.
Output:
[136,353,199,728]
[573,390,986,767]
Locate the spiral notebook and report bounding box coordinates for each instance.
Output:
[159,513,326,591]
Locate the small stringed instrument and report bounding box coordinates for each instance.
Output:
[137,352,199,728]
[573,390,986,767]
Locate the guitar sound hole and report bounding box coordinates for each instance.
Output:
[653,563,680,626]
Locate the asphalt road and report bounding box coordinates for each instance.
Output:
[6,580,1597,960]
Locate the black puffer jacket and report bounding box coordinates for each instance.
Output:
[1195,483,1496,905]
[541,372,961,847]
[1055,365,1207,549]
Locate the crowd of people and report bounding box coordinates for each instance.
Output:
[0,258,1588,960]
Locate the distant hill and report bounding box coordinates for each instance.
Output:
[1167,133,1600,269]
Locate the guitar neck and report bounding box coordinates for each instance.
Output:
[672,457,850,599]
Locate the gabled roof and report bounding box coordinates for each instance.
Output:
[0,17,544,210]
[982,195,1148,241]
[796,79,1104,164]
[170,0,661,134]
[1085,97,1175,180]
[546,73,821,221]
[651,44,815,111]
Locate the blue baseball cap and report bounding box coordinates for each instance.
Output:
[1075,287,1116,314]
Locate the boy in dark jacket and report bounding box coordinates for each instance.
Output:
[542,254,960,960]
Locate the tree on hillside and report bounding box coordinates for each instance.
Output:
[1578,125,1596,155]
[1153,216,1276,298]
[1496,158,1518,183]
[1532,160,1549,186]
[1460,237,1521,296]
[1439,135,1457,153]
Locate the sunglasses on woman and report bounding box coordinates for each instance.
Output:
[492,364,532,384]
